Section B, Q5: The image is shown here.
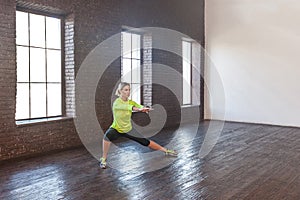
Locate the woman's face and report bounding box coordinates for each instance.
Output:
[120,85,130,99]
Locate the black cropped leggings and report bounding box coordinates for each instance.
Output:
[104,128,150,146]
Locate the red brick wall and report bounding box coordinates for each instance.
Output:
[0,0,204,161]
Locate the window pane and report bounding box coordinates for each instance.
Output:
[183,61,191,105]
[30,13,45,48]
[182,41,191,63]
[182,41,191,105]
[122,32,131,58]
[17,46,29,82]
[131,84,141,104]
[31,83,46,118]
[183,90,191,105]
[30,47,46,82]
[183,60,191,82]
[47,83,62,116]
[132,50,140,60]
[16,83,29,120]
[132,34,140,59]
[122,58,131,83]
[16,11,29,46]
[132,59,140,83]
[47,49,61,82]
[46,17,61,49]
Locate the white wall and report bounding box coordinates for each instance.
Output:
[205,0,300,127]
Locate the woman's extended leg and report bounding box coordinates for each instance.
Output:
[148,140,178,156]
[123,131,178,156]
[148,140,166,152]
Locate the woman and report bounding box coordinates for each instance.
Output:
[100,82,178,169]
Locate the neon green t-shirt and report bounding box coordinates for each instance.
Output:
[110,97,143,133]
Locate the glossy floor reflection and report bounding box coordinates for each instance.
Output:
[6,165,66,199]
[1,121,300,199]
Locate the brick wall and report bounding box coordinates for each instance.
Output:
[143,34,152,107]
[0,0,204,161]
[0,0,16,136]
[0,0,81,161]
[152,50,183,128]
[65,14,75,117]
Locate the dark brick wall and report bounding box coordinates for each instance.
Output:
[0,0,204,161]
[0,0,16,136]
[0,0,79,161]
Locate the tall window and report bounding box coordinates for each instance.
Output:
[121,31,142,104]
[182,40,192,105]
[16,11,62,120]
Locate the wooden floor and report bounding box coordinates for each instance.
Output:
[1,121,300,200]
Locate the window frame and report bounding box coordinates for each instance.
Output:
[121,30,143,104]
[182,39,193,105]
[15,8,65,121]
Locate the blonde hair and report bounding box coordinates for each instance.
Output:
[115,82,130,96]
